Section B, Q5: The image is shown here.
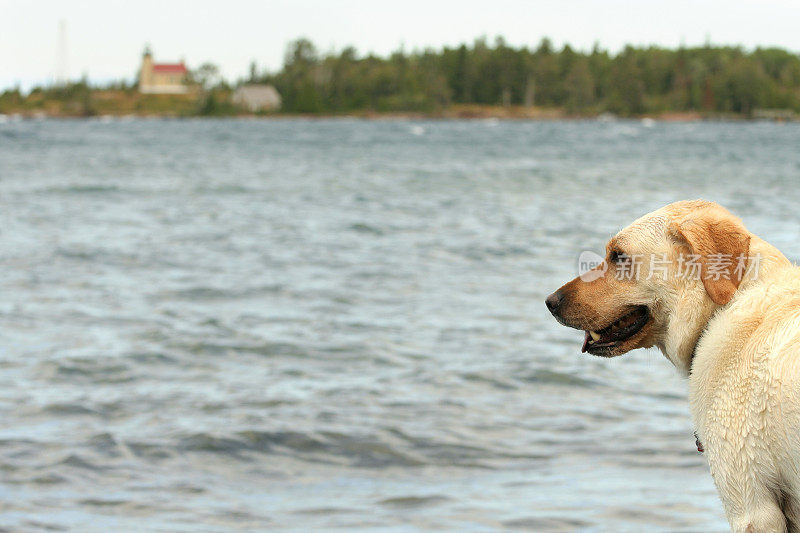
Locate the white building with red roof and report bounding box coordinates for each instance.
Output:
[138,47,189,94]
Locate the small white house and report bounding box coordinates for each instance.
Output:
[232,85,282,112]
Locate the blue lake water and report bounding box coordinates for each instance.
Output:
[1,117,800,531]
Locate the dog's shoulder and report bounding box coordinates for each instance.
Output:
[690,265,800,427]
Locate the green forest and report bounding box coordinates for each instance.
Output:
[4,37,800,118]
[263,37,800,116]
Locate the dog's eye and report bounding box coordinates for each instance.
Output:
[609,250,627,264]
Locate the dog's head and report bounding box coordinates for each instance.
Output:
[545,200,751,369]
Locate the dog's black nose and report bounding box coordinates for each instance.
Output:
[545,291,563,313]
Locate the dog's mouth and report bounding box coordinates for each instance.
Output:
[582,306,650,355]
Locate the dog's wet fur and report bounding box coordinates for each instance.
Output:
[547,200,800,533]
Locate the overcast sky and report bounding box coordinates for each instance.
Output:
[3,0,800,90]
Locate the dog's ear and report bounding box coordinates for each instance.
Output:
[668,207,750,305]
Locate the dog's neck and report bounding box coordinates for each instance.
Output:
[661,299,718,376]
[660,234,791,376]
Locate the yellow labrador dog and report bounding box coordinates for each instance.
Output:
[546,200,800,533]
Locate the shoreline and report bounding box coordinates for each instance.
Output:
[0,112,788,124]
[2,89,795,122]
[0,106,793,123]
[1,91,790,122]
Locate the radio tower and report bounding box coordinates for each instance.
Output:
[56,19,68,86]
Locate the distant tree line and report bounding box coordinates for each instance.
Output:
[258,37,800,116]
[4,36,800,118]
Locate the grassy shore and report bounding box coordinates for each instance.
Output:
[0,88,215,118]
[0,88,785,121]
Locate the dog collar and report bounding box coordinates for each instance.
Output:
[694,432,704,453]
